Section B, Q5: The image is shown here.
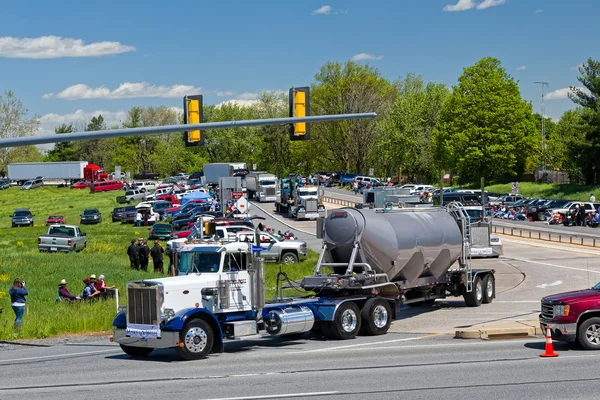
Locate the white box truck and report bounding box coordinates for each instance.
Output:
[8,162,88,184]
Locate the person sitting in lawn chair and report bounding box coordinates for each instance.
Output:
[56,279,80,303]
[81,278,101,301]
[95,274,116,299]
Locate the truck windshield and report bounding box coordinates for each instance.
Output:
[298,190,318,197]
[179,252,221,274]
[83,210,97,215]
[260,180,276,186]
[14,211,30,217]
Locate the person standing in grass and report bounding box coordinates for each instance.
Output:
[9,278,28,330]
[127,238,140,270]
[139,238,150,271]
[150,240,165,274]
[591,193,596,203]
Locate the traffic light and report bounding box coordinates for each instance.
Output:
[289,86,310,141]
[183,95,204,146]
[203,221,216,236]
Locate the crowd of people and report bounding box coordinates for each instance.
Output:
[127,238,165,274]
[57,274,116,303]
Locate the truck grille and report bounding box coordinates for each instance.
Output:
[266,187,276,196]
[541,302,554,319]
[304,199,318,212]
[470,226,490,246]
[127,285,159,325]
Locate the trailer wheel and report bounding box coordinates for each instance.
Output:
[360,298,391,336]
[330,302,361,340]
[482,274,495,304]
[175,319,214,360]
[577,317,600,350]
[120,344,153,358]
[463,276,483,307]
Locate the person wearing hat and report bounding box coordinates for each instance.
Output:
[89,274,98,289]
[82,278,100,300]
[58,279,80,302]
[96,274,116,297]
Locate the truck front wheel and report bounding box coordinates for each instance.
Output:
[361,298,391,336]
[578,317,600,350]
[175,319,214,360]
[463,276,483,307]
[329,302,361,340]
[120,344,153,358]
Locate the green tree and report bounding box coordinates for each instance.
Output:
[433,57,536,183]
[45,123,80,161]
[75,115,115,166]
[569,58,600,184]
[0,90,40,175]
[311,61,395,174]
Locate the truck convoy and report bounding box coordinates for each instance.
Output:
[7,162,108,184]
[275,178,326,220]
[112,202,495,360]
[245,172,278,202]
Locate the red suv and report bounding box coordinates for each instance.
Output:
[540,283,600,349]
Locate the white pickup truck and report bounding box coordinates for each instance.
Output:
[38,224,87,253]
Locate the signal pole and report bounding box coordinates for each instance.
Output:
[534,81,550,172]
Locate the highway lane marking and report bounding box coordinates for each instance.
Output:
[286,333,443,354]
[495,301,540,303]
[536,280,563,288]
[205,391,339,400]
[503,256,600,273]
[0,349,119,364]
[250,201,316,236]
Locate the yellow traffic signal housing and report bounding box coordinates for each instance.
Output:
[203,221,216,236]
[183,95,204,146]
[289,87,310,141]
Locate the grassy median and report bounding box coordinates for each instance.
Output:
[0,186,316,340]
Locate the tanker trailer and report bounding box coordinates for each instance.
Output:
[306,204,495,307]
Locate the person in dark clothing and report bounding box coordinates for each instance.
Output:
[9,277,28,329]
[58,279,80,302]
[127,238,140,270]
[150,240,165,274]
[139,238,150,271]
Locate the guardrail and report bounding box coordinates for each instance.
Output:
[322,196,357,208]
[493,225,600,248]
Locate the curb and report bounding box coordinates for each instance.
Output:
[455,320,543,340]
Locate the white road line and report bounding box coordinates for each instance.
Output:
[205,391,339,400]
[536,280,563,289]
[495,301,540,303]
[503,256,600,273]
[287,335,429,354]
[0,349,118,364]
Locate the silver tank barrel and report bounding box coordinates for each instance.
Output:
[323,208,463,284]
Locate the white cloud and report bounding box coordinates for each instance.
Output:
[216,90,234,97]
[38,109,127,137]
[312,5,332,15]
[570,63,584,71]
[235,92,259,101]
[0,36,135,59]
[351,53,384,61]
[546,86,590,100]
[534,9,544,14]
[43,82,202,100]
[516,66,526,71]
[443,0,476,12]
[216,99,258,108]
[476,0,506,10]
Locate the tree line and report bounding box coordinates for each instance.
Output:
[1,57,599,184]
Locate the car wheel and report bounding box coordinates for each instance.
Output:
[175,319,214,360]
[578,317,600,350]
[281,252,298,264]
[538,212,547,221]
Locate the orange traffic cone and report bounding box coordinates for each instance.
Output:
[540,326,559,357]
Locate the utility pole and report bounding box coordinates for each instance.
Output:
[534,81,550,172]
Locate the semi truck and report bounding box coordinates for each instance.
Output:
[112,202,495,360]
[245,172,278,202]
[203,163,233,185]
[8,162,88,184]
[275,178,326,220]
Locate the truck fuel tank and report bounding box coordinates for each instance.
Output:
[324,207,463,284]
[264,306,315,336]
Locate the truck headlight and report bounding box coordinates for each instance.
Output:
[118,305,127,314]
[161,308,175,320]
[554,305,570,316]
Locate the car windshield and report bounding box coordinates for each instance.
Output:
[48,215,62,219]
[179,251,221,274]
[14,211,30,217]
[298,190,318,196]
[83,209,97,215]
[594,282,600,290]
[23,181,32,186]
[153,202,171,210]
[153,224,171,230]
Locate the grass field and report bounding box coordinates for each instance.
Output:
[0,186,316,340]
[484,182,600,201]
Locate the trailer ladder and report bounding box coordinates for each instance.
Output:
[446,201,473,293]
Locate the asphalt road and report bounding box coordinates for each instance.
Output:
[2,196,600,399]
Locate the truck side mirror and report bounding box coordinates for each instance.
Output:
[82,232,86,236]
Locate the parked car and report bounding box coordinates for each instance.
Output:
[116,189,147,204]
[148,223,174,240]
[493,194,525,206]
[237,230,307,264]
[20,178,43,190]
[526,199,568,221]
[38,224,87,253]
[120,206,138,224]
[80,208,102,224]
[133,170,160,180]
[173,173,189,181]
[72,181,91,189]
[11,208,34,227]
[45,215,66,225]
[547,201,595,218]
[0,179,11,190]
[188,171,203,180]
[90,179,124,193]
[111,207,124,222]
[132,181,156,191]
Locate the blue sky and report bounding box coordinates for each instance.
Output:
[1,0,597,137]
